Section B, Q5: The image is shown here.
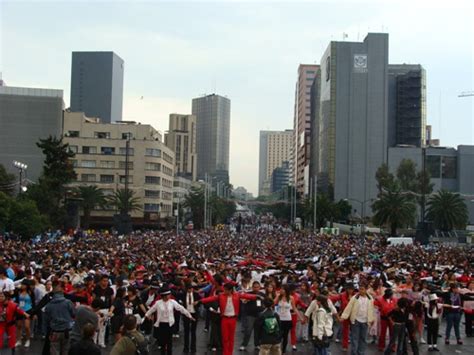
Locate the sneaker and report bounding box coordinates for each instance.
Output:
[292,345,297,351]
[421,337,426,344]
[457,339,463,345]
[24,340,30,348]
[239,346,246,351]
[211,348,217,352]
[15,340,22,348]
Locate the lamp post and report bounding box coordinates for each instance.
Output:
[12,161,28,195]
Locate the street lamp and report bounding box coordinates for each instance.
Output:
[12,160,28,195]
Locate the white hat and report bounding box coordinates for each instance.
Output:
[429,294,438,301]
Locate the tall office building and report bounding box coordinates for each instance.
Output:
[272,161,290,194]
[292,64,319,195]
[0,86,64,181]
[312,33,389,214]
[164,114,197,181]
[192,94,231,184]
[258,130,293,196]
[388,64,426,147]
[70,51,124,123]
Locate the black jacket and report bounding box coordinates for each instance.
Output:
[68,339,101,355]
[177,291,201,313]
[254,308,281,345]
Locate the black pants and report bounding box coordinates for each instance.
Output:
[156,322,173,355]
[427,318,439,346]
[209,315,222,349]
[466,312,472,337]
[173,311,181,334]
[280,320,292,353]
[404,320,419,355]
[183,313,197,352]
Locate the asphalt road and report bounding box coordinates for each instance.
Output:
[6,319,474,354]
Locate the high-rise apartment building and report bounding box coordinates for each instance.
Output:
[293,64,319,195]
[63,112,175,223]
[311,33,389,213]
[0,86,64,181]
[165,114,197,181]
[258,130,293,196]
[70,51,124,123]
[388,64,426,147]
[192,94,231,184]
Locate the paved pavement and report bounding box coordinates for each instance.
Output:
[6,320,474,354]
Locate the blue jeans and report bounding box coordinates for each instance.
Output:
[314,345,329,355]
[445,312,461,340]
[350,321,368,355]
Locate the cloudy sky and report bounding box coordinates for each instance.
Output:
[1,0,473,194]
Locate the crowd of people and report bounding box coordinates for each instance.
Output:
[0,228,473,355]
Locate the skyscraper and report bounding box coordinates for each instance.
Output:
[192,94,231,184]
[258,130,293,196]
[292,64,319,195]
[70,51,124,123]
[164,113,197,181]
[0,86,64,181]
[312,33,389,214]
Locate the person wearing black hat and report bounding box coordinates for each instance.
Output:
[145,286,195,355]
[177,283,201,353]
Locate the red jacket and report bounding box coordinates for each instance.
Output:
[201,292,257,316]
[375,296,398,317]
[330,292,352,312]
[0,301,26,324]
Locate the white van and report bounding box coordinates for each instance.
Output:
[387,237,413,246]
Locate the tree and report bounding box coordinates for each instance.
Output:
[396,159,418,193]
[7,199,45,240]
[0,192,12,232]
[75,185,106,228]
[183,186,205,229]
[107,189,141,215]
[0,164,16,196]
[372,187,417,236]
[426,190,468,231]
[375,163,396,195]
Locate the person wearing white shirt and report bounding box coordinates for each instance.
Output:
[145,287,194,355]
[0,268,15,295]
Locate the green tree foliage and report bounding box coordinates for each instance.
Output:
[0,164,16,196]
[7,198,45,240]
[75,185,106,228]
[107,189,141,215]
[375,163,396,195]
[372,186,417,236]
[426,190,468,231]
[0,192,11,232]
[396,159,418,193]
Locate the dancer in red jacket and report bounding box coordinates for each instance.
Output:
[0,291,28,353]
[200,283,259,355]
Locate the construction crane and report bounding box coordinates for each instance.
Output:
[458,91,474,97]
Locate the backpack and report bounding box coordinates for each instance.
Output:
[126,334,149,355]
[263,314,280,335]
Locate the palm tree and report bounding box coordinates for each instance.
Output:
[372,187,416,237]
[107,189,141,215]
[75,185,106,228]
[427,190,468,231]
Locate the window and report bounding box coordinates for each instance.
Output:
[94,132,110,139]
[101,147,115,155]
[442,156,457,179]
[145,190,160,198]
[144,203,160,212]
[119,175,133,184]
[82,146,97,154]
[70,159,78,167]
[145,176,160,185]
[100,160,115,168]
[100,174,114,183]
[122,133,133,139]
[426,156,441,178]
[68,145,78,153]
[119,147,134,155]
[145,148,161,157]
[67,130,79,137]
[81,174,96,182]
[145,162,161,171]
[119,161,134,170]
[81,160,96,168]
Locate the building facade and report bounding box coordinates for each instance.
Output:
[258,130,293,196]
[70,51,124,123]
[312,33,389,213]
[293,64,319,195]
[192,94,231,184]
[388,145,474,224]
[63,112,175,222]
[164,114,197,181]
[388,64,426,147]
[0,86,64,182]
[271,161,290,194]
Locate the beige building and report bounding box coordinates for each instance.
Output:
[63,111,175,223]
[164,114,197,181]
[258,130,293,196]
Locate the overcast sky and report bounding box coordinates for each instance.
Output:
[1,0,473,195]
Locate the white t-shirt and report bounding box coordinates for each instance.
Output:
[356,296,369,323]
[223,296,235,317]
[0,278,15,293]
[278,300,292,321]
